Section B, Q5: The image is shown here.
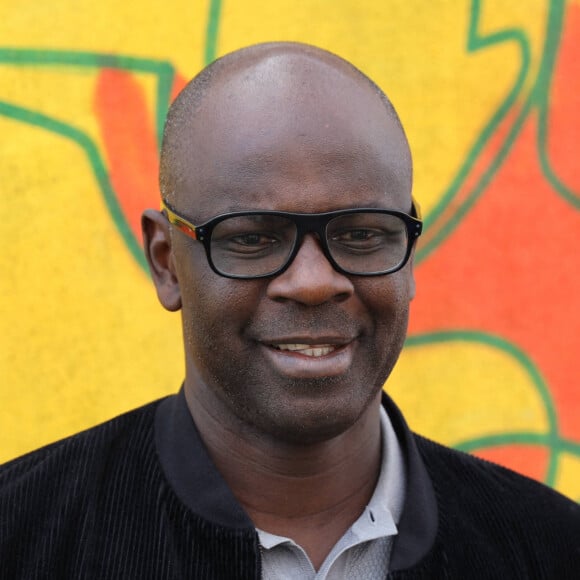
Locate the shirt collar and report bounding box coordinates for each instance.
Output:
[349,404,405,542]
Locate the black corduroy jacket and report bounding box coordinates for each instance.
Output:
[1,390,579,579]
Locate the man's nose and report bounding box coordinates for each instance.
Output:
[266,235,354,305]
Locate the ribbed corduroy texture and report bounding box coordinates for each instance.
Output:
[0,400,260,579]
[391,435,580,579]
[1,399,579,579]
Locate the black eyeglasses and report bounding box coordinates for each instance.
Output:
[161,198,422,279]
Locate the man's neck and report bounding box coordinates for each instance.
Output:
[185,387,383,570]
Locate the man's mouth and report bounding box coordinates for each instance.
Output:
[271,343,337,357]
[260,338,355,378]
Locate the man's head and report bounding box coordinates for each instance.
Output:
[143,42,418,445]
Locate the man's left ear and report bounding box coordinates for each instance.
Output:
[142,209,182,312]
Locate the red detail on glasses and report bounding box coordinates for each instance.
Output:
[176,222,197,239]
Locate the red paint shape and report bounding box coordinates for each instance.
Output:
[546,3,580,192]
[411,8,580,462]
[411,113,580,441]
[94,69,160,245]
[474,445,549,483]
[171,72,188,102]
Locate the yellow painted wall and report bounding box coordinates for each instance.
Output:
[1,0,579,500]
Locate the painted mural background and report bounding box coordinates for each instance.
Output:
[1,0,579,500]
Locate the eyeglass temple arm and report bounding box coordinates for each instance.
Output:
[160,199,199,240]
[411,196,422,220]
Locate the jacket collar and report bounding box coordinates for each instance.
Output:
[155,388,437,570]
[381,392,438,571]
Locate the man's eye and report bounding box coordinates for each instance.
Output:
[216,232,281,256]
[231,233,277,247]
[332,229,386,246]
[339,229,375,241]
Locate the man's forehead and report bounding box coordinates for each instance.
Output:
[166,43,398,147]
[161,43,411,212]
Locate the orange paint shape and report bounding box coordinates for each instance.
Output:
[474,444,549,483]
[170,72,188,102]
[94,69,160,244]
[412,113,580,441]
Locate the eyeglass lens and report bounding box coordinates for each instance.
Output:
[209,213,409,277]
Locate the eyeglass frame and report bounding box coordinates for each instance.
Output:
[161,197,423,279]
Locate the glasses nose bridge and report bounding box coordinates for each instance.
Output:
[292,212,331,251]
[283,212,339,276]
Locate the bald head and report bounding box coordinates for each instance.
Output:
[159,42,411,205]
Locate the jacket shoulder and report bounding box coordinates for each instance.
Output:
[0,398,164,502]
[413,434,580,575]
[0,398,174,578]
[415,434,579,519]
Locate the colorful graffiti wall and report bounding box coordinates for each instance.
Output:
[1,0,579,500]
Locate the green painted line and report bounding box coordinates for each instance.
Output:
[454,431,580,458]
[423,0,527,230]
[416,99,532,263]
[419,0,580,261]
[538,125,580,209]
[456,430,580,497]
[0,100,147,272]
[204,0,222,65]
[405,330,561,485]
[417,0,531,263]
[154,64,175,150]
[532,0,579,209]
[0,48,178,265]
[0,48,175,150]
[0,48,171,74]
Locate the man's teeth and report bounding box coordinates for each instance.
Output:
[274,343,336,357]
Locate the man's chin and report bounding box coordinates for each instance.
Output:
[245,395,377,447]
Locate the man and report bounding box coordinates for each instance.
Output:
[0,42,578,579]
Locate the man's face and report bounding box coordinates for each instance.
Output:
[167,54,415,444]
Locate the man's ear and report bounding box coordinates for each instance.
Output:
[142,209,182,312]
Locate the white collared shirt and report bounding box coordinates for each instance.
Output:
[257,406,406,579]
